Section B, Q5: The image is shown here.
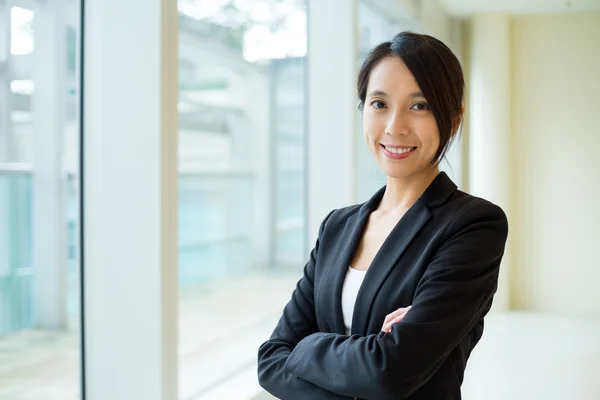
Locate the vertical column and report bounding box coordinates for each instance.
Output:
[0,1,12,285]
[307,0,358,244]
[32,0,67,329]
[0,0,12,162]
[246,69,271,269]
[468,13,511,311]
[439,19,466,189]
[84,0,179,398]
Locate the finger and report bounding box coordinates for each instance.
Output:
[382,315,403,333]
[382,307,410,331]
[388,305,412,322]
[382,315,393,326]
[382,308,412,332]
[382,317,399,333]
[382,307,410,328]
[385,305,412,321]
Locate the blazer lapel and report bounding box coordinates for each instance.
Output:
[351,172,457,334]
[324,187,386,334]
[350,201,431,334]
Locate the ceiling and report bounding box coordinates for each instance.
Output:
[437,0,600,17]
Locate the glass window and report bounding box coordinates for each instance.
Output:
[0,1,82,399]
[176,1,307,398]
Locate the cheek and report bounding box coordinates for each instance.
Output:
[421,121,441,151]
[362,113,381,144]
[362,118,374,143]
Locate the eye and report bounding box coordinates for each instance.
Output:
[370,100,387,109]
[411,102,430,111]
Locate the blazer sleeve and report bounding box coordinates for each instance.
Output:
[284,201,509,400]
[257,210,353,400]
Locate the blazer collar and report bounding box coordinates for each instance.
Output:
[361,171,457,215]
[326,172,457,334]
[418,171,458,208]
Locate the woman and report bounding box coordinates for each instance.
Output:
[257,31,508,400]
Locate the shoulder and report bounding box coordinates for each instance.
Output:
[328,204,362,223]
[438,191,508,240]
[318,203,363,233]
[318,189,508,239]
[446,191,507,222]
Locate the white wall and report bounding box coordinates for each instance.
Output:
[511,12,600,318]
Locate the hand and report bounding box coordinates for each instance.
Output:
[381,305,412,333]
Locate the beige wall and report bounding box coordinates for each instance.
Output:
[467,13,513,312]
[511,12,600,318]
[401,0,453,44]
[420,0,452,42]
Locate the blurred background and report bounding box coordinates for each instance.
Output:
[0,0,599,399]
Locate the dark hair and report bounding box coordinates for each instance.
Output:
[357,31,465,164]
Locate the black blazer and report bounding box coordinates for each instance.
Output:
[257,172,509,400]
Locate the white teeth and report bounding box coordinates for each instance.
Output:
[386,146,414,154]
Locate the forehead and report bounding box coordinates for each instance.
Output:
[366,56,420,95]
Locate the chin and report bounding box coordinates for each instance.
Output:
[380,166,414,180]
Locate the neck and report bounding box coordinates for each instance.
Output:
[379,166,440,212]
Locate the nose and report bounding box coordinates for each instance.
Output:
[385,109,409,136]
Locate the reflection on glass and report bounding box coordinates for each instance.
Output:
[176,1,308,398]
[0,1,81,400]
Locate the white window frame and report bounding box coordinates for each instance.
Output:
[307,0,359,243]
[83,0,179,398]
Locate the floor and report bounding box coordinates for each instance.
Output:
[461,312,600,400]
[0,272,298,400]
[1,273,600,400]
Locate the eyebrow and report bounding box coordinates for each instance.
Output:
[367,90,425,99]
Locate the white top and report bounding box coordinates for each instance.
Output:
[341,266,367,335]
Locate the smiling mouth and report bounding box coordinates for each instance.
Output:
[380,144,417,155]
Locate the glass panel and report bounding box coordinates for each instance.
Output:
[0,1,82,399]
[272,57,306,268]
[176,1,307,398]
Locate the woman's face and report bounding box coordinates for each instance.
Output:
[362,56,440,180]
